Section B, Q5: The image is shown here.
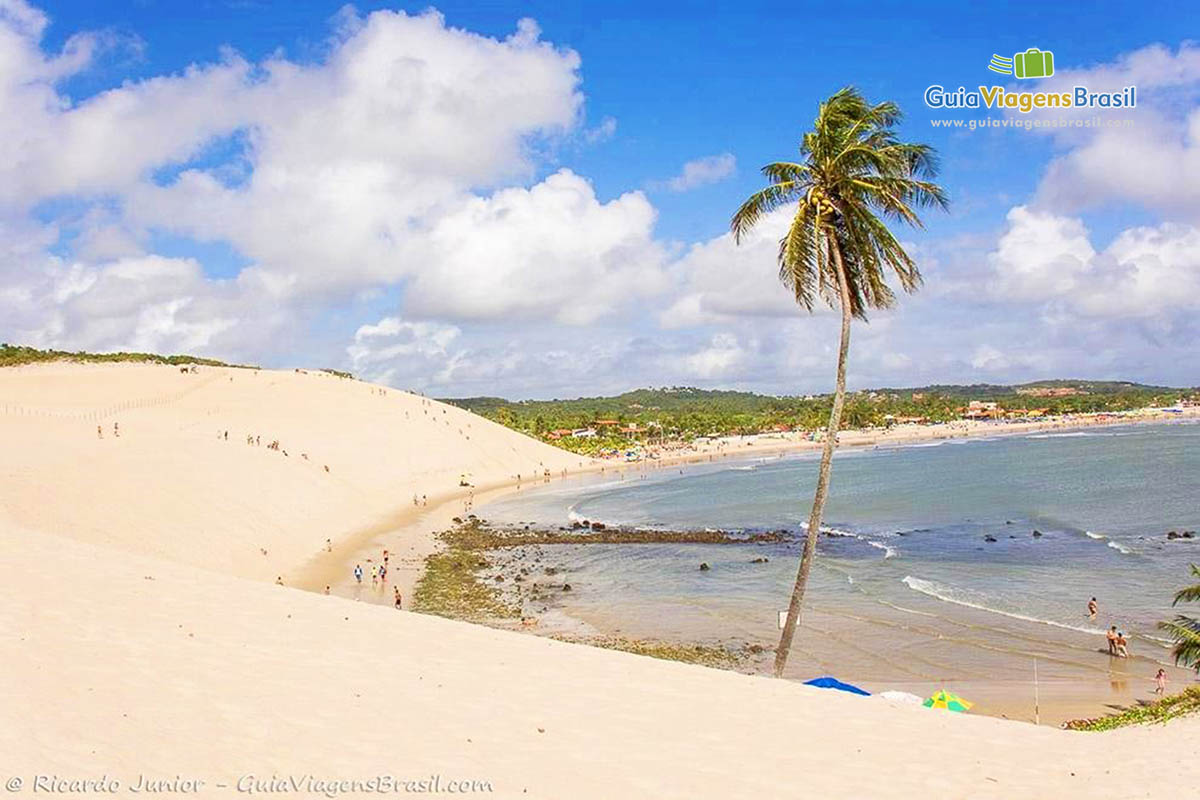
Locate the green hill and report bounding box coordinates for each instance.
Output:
[444,381,1195,454]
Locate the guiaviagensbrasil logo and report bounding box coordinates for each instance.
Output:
[924,46,1135,114]
[988,48,1054,79]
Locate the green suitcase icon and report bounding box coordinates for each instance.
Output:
[1014,48,1054,79]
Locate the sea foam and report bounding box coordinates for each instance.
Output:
[902,575,1105,635]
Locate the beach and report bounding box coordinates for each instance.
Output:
[471,418,1200,725]
[4,361,1200,798]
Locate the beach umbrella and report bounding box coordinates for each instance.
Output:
[878,690,924,706]
[923,690,973,712]
[803,676,871,696]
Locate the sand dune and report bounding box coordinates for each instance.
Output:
[3,362,1198,798]
[0,362,583,582]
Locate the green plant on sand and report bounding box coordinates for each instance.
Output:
[1063,686,1200,731]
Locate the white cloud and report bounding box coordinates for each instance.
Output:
[988,206,1095,300]
[987,205,1200,319]
[654,153,736,192]
[661,208,827,328]
[584,116,617,144]
[1028,43,1200,216]
[0,2,671,358]
[404,170,668,324]
[3,5,1199,398]
[347,316,461,386]
[682,332,746,378]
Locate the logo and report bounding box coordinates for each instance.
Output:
[923,47,1135,114]
[989,48,1055,79]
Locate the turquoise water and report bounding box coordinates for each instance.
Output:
[481,422,1200,652]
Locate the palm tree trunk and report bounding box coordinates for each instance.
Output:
[772,236,853,678]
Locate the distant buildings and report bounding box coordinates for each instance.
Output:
[964,401,1001,419]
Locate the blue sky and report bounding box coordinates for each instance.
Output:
[4,1,1200,396]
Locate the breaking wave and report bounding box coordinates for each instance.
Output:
[902,576,1105,635]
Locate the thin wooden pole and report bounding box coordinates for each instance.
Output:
[1034,658,1040,725]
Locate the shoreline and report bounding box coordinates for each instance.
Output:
[346,411,1200,728]
[307,405,1200,609]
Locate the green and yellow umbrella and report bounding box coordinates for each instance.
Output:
[923,690,973,712]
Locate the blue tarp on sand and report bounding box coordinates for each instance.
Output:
[803,676,871,696]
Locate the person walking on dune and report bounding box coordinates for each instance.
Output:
[354,564,363,585]
[394,586,402,610]
[97,425,103,439]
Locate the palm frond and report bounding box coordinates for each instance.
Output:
[1159,615,1200,670]
[731,181,804,243]
[729,85,947,318]
[1172,564,1200,605]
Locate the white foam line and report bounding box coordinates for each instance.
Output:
[902,576,1106,636]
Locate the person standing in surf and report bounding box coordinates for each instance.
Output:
[1087,597,1098,619]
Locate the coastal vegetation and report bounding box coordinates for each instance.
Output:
[0,343,246,369]
[1158,564,1200,672]
[729,87,948,676]
[446,382,1191,455]
[1063,687,1200,731]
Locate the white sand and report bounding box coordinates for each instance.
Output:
[3,362,1198,798]
[0,362,584,582]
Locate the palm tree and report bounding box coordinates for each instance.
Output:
[1159,564,1200,671]
[730,87,948,678]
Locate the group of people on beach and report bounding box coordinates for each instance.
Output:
[1089,597,1132,658]
[1088,596,1170,695]
[351,548,403,609]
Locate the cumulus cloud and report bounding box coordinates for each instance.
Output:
[0,1,670,359]
[3,2,1198,397]
[682,332,746,378]
[1028,43,1200,216]
[661,208,808,328]
[404,170,668,324]
[653,153,736,192]
[346,316,461,387]
[988,205,1200,319]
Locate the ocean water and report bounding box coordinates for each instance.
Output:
[480,422,1200,676]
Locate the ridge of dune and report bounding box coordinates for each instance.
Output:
[0,361,585,582]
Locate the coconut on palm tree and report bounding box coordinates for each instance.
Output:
[730,87,948,678]
[1159,564,1200,671]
